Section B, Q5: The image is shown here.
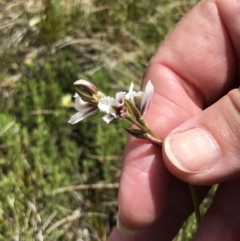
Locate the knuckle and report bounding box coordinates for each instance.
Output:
[225,88,240,142]
[227,88,240,116]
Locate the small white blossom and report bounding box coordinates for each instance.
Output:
[125,82,143,102]
[69,79,160,146]
[125,80,154,115]
[98,92,127,124]
[68,80,154,125]
[140,80,154,115]
[68,93,99,124]
[102,113,115,124]
[98,97,122,117]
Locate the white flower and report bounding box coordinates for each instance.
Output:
[98,92,127,124]
[125,80,154,115]
[125,82,143,102]
[139,80,154,115]
[68,93,99,124]
[98,97,121,116]
[68,80,154,125]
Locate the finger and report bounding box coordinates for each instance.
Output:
[193,179,240,241]
[109,180,209,241]
[118,137,171,230]
[118,0,240,230]
[163,88,240,185]
[144,0,238,107]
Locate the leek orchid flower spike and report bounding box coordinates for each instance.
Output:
[68,79,162,146]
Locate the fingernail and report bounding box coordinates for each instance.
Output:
[117,209,137,236]
[165,127,220,173]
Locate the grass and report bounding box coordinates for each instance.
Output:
[0,0,211,240]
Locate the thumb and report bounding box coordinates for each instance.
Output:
[163,88,240,185]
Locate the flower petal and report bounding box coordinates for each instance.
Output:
[74,93,90,112]
[102,113,115,124]
[140,80,154,115]
[125,82,143,103]
[68,112,85,124]
[128,82,134,93]
[116,91,126,103]
[98,96,121,116]
[68,105,98,124]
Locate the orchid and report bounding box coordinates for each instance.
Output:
[125,81,154,115]
[98,91,127,124]
[68,93,99,124]
[139,80,154,115]
[125,82,143,102]
[68,79,161,146]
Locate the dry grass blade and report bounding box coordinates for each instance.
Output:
[49,183,119,196]
[45,209,82,235]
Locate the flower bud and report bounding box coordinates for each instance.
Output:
[74,79,98,94]
[124,127,147,139]
[146,133,162,147]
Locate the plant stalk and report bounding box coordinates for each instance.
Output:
[189,184,201,227]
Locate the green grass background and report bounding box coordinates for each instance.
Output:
[0,0,210,240]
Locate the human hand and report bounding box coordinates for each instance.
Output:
[108,0,240,240]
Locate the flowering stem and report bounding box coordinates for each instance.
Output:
[126,115,159,140]
[189,184,201,227]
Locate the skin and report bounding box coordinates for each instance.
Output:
[108,0,240,240]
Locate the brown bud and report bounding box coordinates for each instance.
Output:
[146,133,162,147]
[74,79,98,94]
[75,88,98,105]
[124,127,147,139]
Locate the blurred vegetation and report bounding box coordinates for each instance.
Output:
[0,0,207,240]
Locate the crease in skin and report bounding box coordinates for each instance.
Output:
[127,158,156,176]
[215,0,238,80]
[122,144,162,189]
[217,0,240,72]
[123,142,156,172]
[150,61,206,110]
[224,90,240,143]
[227,89,240,117]
[212,0,240,94]
[150,94,190,126]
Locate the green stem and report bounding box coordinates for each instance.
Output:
[126,115,159,139]
[189,184,201,227]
